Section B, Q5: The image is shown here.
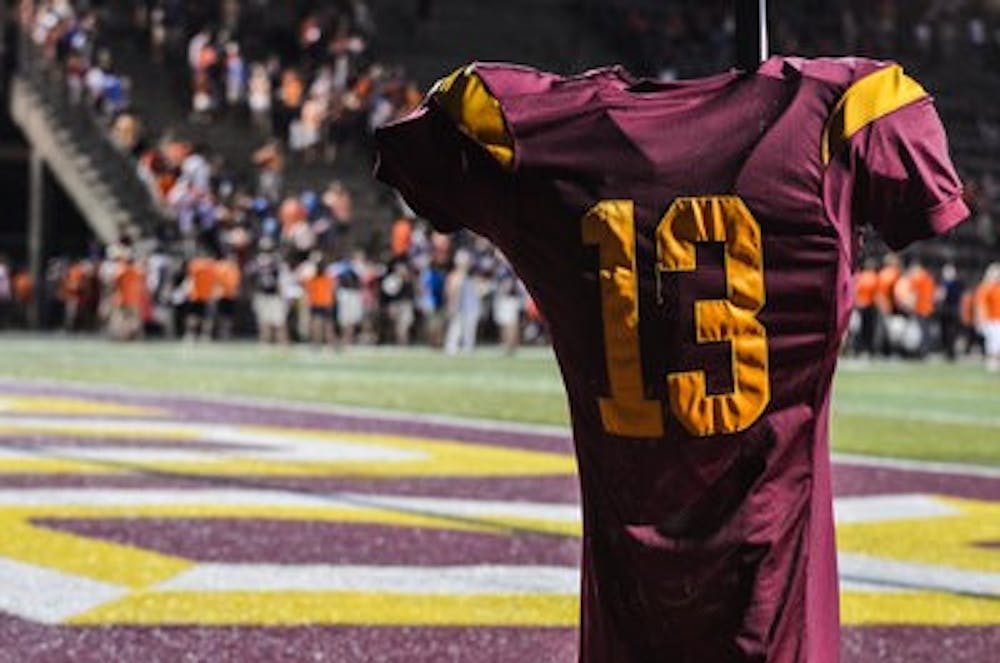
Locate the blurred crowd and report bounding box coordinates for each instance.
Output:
[12,1,1000,365]
[15,1,552,352]
[23,0,422,248]
[848,257,1000,371]
[0,222,546,354]
[596,0,1000,249]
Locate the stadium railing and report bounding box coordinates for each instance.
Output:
[11,35,171,246]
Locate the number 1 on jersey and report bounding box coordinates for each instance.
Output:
[583,201,666,437]
[583,195,770,439]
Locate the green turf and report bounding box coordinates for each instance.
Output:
[1,335,998,466]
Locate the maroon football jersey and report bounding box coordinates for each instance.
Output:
[375,57,968,662]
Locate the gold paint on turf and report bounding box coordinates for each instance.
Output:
[69,592,578,626]
[841,591,1000,626]
[0,516,192,589]
[837,497,1000,573]
[0,458,129,474]
[0,421,576,478]
[0,400,996,627]
[3,504,514,534]
[838,495,1000,625]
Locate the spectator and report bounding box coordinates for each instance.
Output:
[215,253,241,340]
[111,252,146,341]
[0,256,11,330]
[300,253,338,350]
[61,259,93,332]
[853,258,879,356]
[874,253,902,355]
[976,263,1000,372]
[12,269,34,328]
[253,140,284,202]
[334,251,366,346]
[893,260,936,357]
[937,263,965,360]
[223,42,247,109]
[381,257,415,345]
[418,246,449,347]
[247,63,273,134]
[249,239,290,345]
[185,248,218,342]
[493,260,524,355]
[391,217,413,259]
[444,250,481,354]
[277,69,306,142]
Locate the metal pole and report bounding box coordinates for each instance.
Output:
[27,149,44,329]
[735,0,769,71]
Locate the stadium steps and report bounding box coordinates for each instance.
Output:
[9,75,159,244]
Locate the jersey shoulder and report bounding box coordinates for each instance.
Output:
[764,56,931,164]
[429,62,624,170]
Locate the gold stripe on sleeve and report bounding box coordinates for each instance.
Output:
[822,64,928,164]
[432,65,514,169]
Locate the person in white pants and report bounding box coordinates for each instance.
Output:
[979,264,1000,372]
[444,250,481,354]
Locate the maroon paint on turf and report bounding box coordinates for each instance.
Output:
[0,381,997,661]
[0,474,581,503]
[0,381,573,454]
[0,616,997,663]
[2,437,258,451]
[0,617,579,663]
[0,474,221,489]
[37,518,580,566]
[832,463,1000,501]
[842,626,1000,662]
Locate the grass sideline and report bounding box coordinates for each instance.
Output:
[0,335,998,466]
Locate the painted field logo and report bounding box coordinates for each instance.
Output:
[0,393,996,629]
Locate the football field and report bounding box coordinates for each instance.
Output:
[0,336,997,661]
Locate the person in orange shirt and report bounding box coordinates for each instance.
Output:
[300,253,337,349]
[852,258,879,356]
[12,269,33,327]
[874,253,901,356]
[62,260,93,332]
[975,263,1000,372]
[185,249,220,342]
[113,255,146,341]
[215,255,241,340]
[893,260,937,357]
[390,217,413,258]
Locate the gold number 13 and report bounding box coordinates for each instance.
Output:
[582,196,770,439]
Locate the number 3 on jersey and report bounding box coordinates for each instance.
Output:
[582,196,770,439]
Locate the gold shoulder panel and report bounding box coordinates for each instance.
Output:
[432,65,514,169]
[822,64,927,164]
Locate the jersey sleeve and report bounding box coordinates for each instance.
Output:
[373,65,518,237]
[825,64,969,250]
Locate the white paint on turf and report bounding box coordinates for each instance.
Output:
[0,557,127,623]
[157,564,580,595]
[2,376,997,479]
[832,453,1000,479]
[838,553,1000,598]
[0,415,426,464]
[834,494,961,523]
[0,488,581,524]
[0,490,965,527]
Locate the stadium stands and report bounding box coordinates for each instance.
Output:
[6,0,1000,356]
